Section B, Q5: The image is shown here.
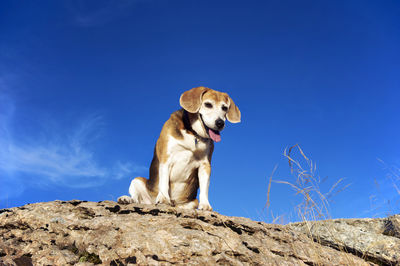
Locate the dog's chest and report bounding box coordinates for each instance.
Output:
[166,132,211,182]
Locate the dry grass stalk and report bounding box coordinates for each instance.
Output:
[377,158,400,195]
[265,144,349,223]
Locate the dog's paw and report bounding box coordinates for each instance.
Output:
[198,202,213,211]
[118,195,133,204]
[155,193,171,205]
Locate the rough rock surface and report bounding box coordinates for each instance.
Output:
[0,200,398,265]
[289,215,400,265]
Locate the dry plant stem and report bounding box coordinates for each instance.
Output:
[265,164,278,210]
[276,144,348,222]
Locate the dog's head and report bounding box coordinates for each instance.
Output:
[180,86,241,142]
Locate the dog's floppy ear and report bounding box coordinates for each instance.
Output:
[180,86,209,113]
[227,96,241,123]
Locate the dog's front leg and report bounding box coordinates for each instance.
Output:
[155,163,172,205]
[198,162,212,211]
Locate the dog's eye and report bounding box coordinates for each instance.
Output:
[204,102,213,108]
[222,106,228,112]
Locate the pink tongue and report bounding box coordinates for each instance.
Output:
[208,129,221,142]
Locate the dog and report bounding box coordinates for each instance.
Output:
[118,86,241,210]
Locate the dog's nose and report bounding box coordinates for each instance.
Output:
[215,119,225,130]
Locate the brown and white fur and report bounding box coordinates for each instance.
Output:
[118,86,241,210]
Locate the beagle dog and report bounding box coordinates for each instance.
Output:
[118,86,241,210]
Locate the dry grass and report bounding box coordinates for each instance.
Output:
[266,144,349,223]
[265,144,356,265]
[378,158,400,196]
[369,159,400,217]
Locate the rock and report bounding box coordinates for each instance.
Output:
[384,215,400,238]
[0,200,396,265]
[289,215,400,265]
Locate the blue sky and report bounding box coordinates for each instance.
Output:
[1,0,399,222]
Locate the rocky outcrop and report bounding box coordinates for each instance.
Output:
[0,200,398,265]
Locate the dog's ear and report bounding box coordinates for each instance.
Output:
[180,86,209,113]
[227,96,241,123]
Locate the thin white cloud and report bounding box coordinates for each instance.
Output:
[112,161,148,180]
[0,84,147,199]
